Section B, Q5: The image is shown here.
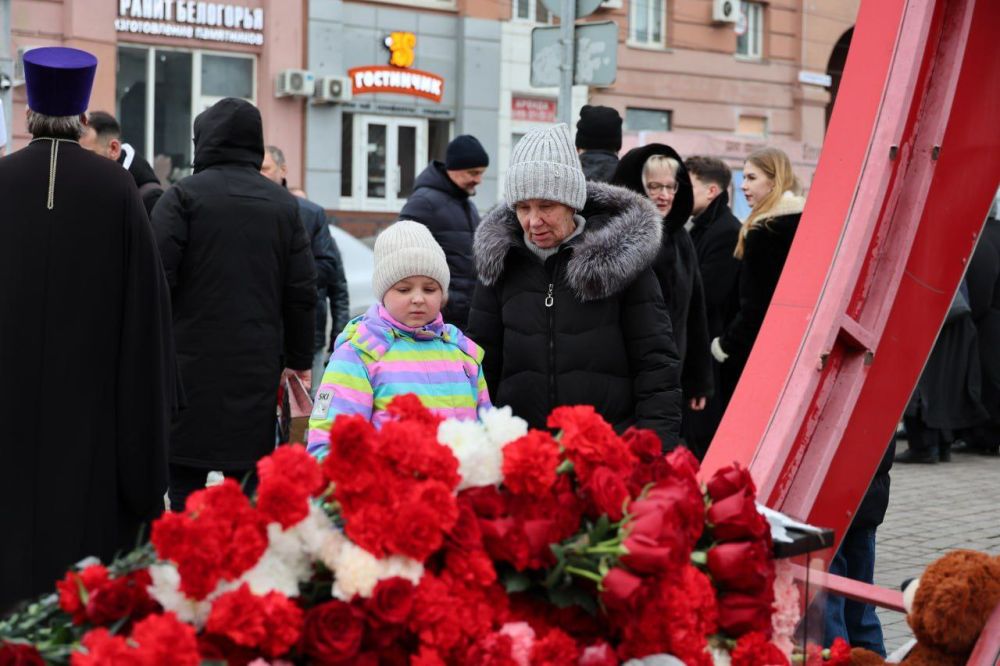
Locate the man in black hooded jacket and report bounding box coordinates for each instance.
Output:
[399,135,489,330]
[151,98,316,510]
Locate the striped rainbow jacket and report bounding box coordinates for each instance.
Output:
[306,303,490,457]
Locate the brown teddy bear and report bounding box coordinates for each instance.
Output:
[850,549,1000,665]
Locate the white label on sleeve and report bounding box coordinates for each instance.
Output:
[312,390,333,418]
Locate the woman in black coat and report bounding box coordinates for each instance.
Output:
[611,144,714,415]
[467,124,682,448]
[711,147,805,382]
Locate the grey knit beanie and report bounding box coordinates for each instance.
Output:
[372,220,451,300]
[504,123,587,211]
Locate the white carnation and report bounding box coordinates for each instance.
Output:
[330,541,424,601]
[479,405,528,447]
[241,548,302,597]
[147,563,213,627]
[438,418,503,489]
[289,503,337,557]
[319,529,349,571]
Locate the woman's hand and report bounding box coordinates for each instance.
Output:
[689,396,707,411]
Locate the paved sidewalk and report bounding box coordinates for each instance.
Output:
[872,445,1000,651]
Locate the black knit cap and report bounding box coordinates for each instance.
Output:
[575,105,623,151]
[445,135,490,170]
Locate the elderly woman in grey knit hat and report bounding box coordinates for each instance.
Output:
[467,124,683,448]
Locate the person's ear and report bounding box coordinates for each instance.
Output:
[79,113,89,126]
[109,138,122,160]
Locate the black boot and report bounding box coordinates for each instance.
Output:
[895,447,938,464]
[939,441,952,462]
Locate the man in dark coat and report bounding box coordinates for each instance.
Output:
[682,156,743,455]
[0,47,176,609]
[261,145,350,394]
[468,124,682,447]
[575,105,621,183]
[399,135,488,331]
[610,143,713,450]
[151,98,316,509]
[958,210,1000,455]
[79,110,164,216]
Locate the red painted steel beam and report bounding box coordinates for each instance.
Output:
[701,0,1000,555]
[968,601,1000,666]
[789,565,906,613]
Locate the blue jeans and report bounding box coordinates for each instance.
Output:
[824,527,886,656]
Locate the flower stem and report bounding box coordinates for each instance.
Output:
[585,545,625,556]
[690,551,708,566]
[565,566,603,584]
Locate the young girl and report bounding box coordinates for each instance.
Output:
[307,220,490,457]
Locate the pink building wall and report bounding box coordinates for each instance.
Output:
[9,0,307,184]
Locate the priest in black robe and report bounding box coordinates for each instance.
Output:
[0,47,176,609]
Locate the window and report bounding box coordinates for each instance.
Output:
[629,0,666,48]
[341,114,429,212]
[736,1,764,59]
[513,0,552,23]
[737,114,767,136]
[428,119,452,163]
[625,107,671,132]
[115,46,255,183]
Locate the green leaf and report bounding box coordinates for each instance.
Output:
[501,571,532,594]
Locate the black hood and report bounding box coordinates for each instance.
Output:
[414,161,470,200]
[611,143,693,234]
[192,97,264,173]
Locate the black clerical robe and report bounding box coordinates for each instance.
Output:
[0,137,176,608]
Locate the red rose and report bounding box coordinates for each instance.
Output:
[579,641,619,666]
[522,519,559,568]
[707,540,775,593]
[85,575,135,626]
[621,533,681,575]
[622,427,662,462]
[707,463,756,502]
[707,487,769,542]
[57,565,109,624]
[0,642,45,666]
[600,568,643,612]
[480,517,531,570]
[301,600,364,664]
[502,431,560,497]
[644,479,706,543]
[730,631,788,666]
[583,466,630,521]
[665,446,701,479]
[205,585,267,648]
[367,577,415,625]
[130,612,200,666]
[717,591,775,637]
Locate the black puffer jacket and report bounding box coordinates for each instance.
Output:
[689,191,742,339]
[718,194,804,369]
[151,98,316,469]
[399,161,480,330]
[579,150,619,183]
[611,144,713,399]
[467,182,682,447]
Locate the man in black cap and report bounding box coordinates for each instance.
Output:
[79,110,164,217]
[0,47,177,607]
[399,134,489,330]
[576,104,623,183]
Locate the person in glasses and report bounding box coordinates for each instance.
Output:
[612,145,713,456]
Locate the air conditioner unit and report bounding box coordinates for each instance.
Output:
[275,69,315,98]
[712,0,739,23]
[12,47,36,86]
[313,75,353,104]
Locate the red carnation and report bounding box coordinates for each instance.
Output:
[386,392,442,430]
[622,426,662,462]
[130,612,200,666]
[707,540,775,593]
[367,577,416,625]
[708,487,769,542]
[502,430,560,497]
[466,632,518,666]
[731,631,789,666]
[459,485,507,519]
[479,517,531,571]
[0,642,45,666]
[85,575,136,626]
[205,584,267,648]
[259,591,304,657]
[548,405,636,482]
[718,591,775,637]
[323,414,378,487]
[583,466,630,521]
[69,629,134,666]
[301,600,365,664]
[579,641,619,666]
[827,637,851,665]
[707,463,756,502]
[255,475,310,529]
[531,628,580,665]
[257,443,326,496]
[57,565,109,624]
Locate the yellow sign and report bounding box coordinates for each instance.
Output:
[384,32,416,68]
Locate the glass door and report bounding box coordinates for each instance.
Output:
[349,115,427,211]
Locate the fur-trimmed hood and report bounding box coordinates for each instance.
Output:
[474,181,663,301]
[757,191,806,222]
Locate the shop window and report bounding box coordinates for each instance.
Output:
[736,1,764,60]
[341,114,354,198]
[737,114,767,136]
[341,114,428,212]
[629,0,666,48]
[115,46,255,183]
[428,119,452,163]
[513,0,552,23]
[625,107,671,132]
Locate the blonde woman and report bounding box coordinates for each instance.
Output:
[710,147,805,377]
